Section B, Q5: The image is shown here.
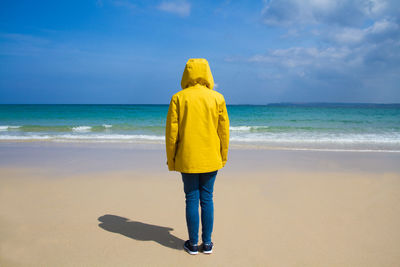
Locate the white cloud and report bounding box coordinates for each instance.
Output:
[157,1,191,17]
[242,37,400,101]
[368,18,399,34]
[245,0,400,100]
[365,0,388,15]
[257,0,400,82]
[330,18,399,45]
[262,0,396,27]
[250,46,351,69]
[332,27,365,44]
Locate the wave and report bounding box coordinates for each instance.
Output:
[0,125,21,131]
[229,136,400,145]
[1,131,399,144]
[0,134,165,142]
[0,132,399,151]
[2,123,391,135]
[230,126,269,131]
[0,135,52,140]
[0,124,165,133]
[72,126,92,132]
[228,132,400,151]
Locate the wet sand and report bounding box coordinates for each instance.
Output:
[1,142,400,266]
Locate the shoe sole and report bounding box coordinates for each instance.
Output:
[203,249,213,254]
[184,246,198,255]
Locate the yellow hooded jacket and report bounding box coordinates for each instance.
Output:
[165,58,230,173]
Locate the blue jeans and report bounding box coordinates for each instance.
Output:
[181,170,217,245]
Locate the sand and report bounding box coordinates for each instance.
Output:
[0,142,400,267]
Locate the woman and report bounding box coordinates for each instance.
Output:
[165,58,230,255]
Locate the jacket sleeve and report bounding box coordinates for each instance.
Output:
[217,97,230,167]
[165,95,179,171]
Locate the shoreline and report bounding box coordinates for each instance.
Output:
[1,140,400,153]
[1,140,400,176]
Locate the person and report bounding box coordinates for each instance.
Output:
[165,58,230,255]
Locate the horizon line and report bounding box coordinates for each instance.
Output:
[1,102,400,106]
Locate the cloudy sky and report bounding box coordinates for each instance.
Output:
[0,0,399,104]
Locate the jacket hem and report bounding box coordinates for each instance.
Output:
[174,165,223,174]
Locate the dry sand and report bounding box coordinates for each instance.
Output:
[0,142,400,266]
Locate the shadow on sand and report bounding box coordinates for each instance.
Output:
[98,214,184,250]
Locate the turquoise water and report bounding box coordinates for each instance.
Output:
[1,104,399,151]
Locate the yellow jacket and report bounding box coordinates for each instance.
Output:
[165,58,230,173]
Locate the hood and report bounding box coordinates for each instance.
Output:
[181,58,215,90]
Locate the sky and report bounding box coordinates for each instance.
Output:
[0,0,399,104]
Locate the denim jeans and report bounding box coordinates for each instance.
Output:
[181,170,217,245]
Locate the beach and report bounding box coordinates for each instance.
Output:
[1,141,399,266]
[2,0,400,264]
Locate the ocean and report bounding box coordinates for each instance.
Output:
[1,104,399,152]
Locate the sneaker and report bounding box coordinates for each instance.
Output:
[202,242,213,254]
[183,240,198,255]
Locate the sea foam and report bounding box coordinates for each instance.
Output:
[72,126,92,132]
[0,133,164,142]
[230,126,269,131]
[0,125,21,131]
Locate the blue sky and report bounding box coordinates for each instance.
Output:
[0,0,399,104]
